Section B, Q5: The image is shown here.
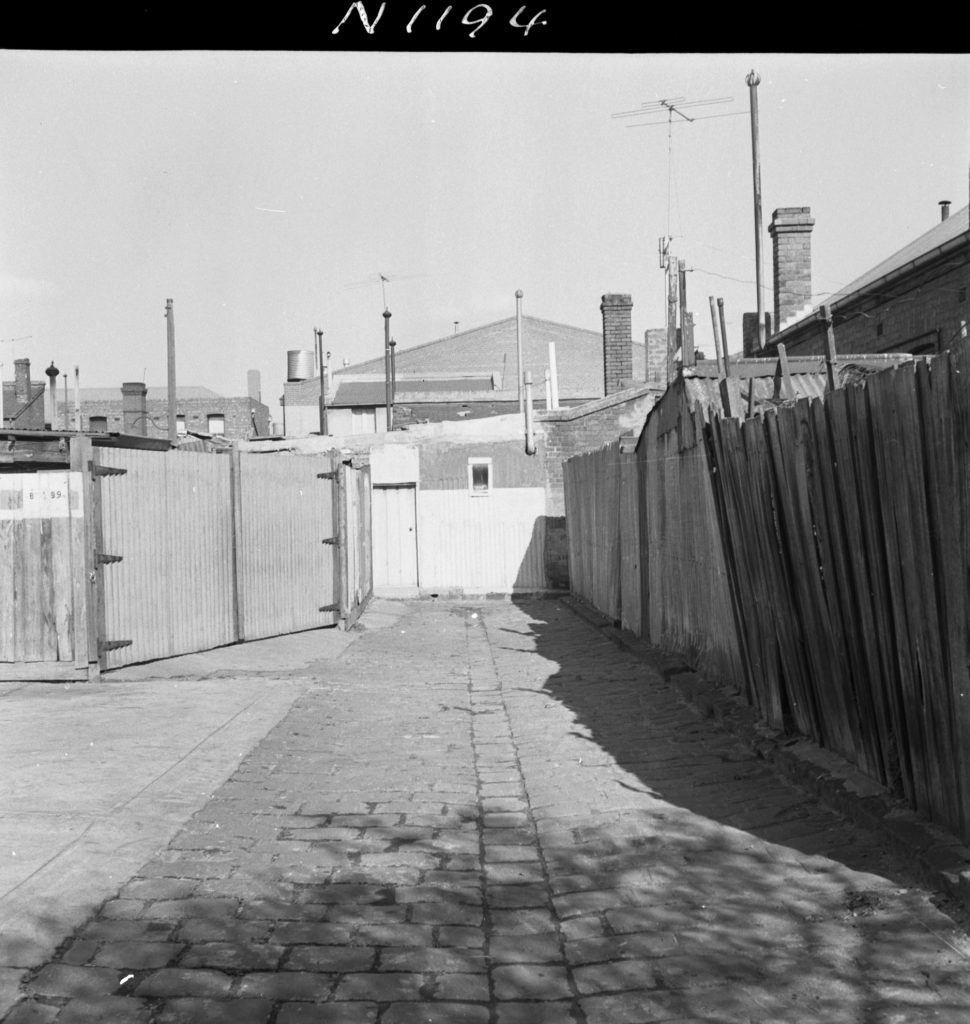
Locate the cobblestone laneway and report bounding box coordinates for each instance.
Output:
[6,599,970,1023]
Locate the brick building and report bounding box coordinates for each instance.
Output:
[281,312,654,437]
[762,201,969,358]
[53,375,271,441]
[1,359,46,430]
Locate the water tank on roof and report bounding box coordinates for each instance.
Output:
[287,349,315,382]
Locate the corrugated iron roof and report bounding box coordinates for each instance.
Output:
[828,204,968,307]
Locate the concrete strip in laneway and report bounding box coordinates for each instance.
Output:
[0,619,369,1016]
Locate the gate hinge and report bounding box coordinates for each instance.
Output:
[316,471,337,480]
[318,603,339,613]
[96,552,123,565]
[321,536,338,545]
[90,463,128,477]
[98,639,133,653]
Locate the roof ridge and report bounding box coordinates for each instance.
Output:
[341,314,605,371]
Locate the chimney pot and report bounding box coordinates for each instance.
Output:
[940,200,951,222]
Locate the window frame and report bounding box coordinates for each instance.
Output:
[467,457,493,496]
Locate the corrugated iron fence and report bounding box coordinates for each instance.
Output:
[1,443,372,677]
[564,342,970,843]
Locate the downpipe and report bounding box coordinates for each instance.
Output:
[524,371,536,455]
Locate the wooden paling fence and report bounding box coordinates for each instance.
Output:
[565,341,970,842]
[709,347,970,841]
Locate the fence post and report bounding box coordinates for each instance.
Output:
[70,435,101,680]
[332,451,347,628]
[821,303,840,392]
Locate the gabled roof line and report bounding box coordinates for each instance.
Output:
[340,313,612,373]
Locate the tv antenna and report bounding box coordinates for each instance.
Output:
[343,271,429,312]
[612,95,744,241]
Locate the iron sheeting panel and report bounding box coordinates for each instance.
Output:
[236,452,336,639]
[419,488,549,593]
[99,448,235,669]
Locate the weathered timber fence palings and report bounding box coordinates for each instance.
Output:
[640,405,746,691]
[339,460,373,629]
[0,471,88,680]
[564,340,970,842]
[707,346,970,841]
[563,442,623,623]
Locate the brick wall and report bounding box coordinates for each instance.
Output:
[772,257,968,357]
[60,396,272,441]
[769,207,815,331]
[540,387,659,516]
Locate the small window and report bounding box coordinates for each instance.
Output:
[207,414,225,435]
[89,415,108,432]
[176,415,187,435]
[467,457,492,496]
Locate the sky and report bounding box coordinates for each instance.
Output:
[1,50,967,424]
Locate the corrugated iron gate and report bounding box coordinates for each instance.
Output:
[3,442,373,679]
[91,446,345,670]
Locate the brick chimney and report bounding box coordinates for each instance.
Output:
[247,369,261,402]
[769,207,815,332]
[14,358,31,405]
[121,382,148,435]
[742,312,773,357]
[602,293,633,395]
[644,328,667,384]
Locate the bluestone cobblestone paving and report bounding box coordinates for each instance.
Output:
[6,598,970,1023]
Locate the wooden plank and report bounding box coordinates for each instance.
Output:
[824,386,896,787]
[866,367,928,811]
[0,517,15,662]
[70,437,99,678]
[845,377,912,801]
[807,397,876,771]
[913,356,965,833]
[0,661,88,682]
[942,342,970,840]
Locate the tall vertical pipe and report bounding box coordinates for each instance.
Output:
[383,309,392,431]
[166,299,177,445]
[548,342,559,410]
[315,327,326,434]
[524,371,535,455]
[515,289,524,414]
[746,71,766,351]
[73,365,81,431]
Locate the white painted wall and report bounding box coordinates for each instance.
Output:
[418,487,549,593]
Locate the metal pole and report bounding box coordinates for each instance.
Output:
[322,351,330,436]
[515,290,524,414]
[390,339,397,413]
[746,70,766,351]
[315,327,326,434]
[165,299,177,445]
[73,366,81,431]
[383,309,392,431]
